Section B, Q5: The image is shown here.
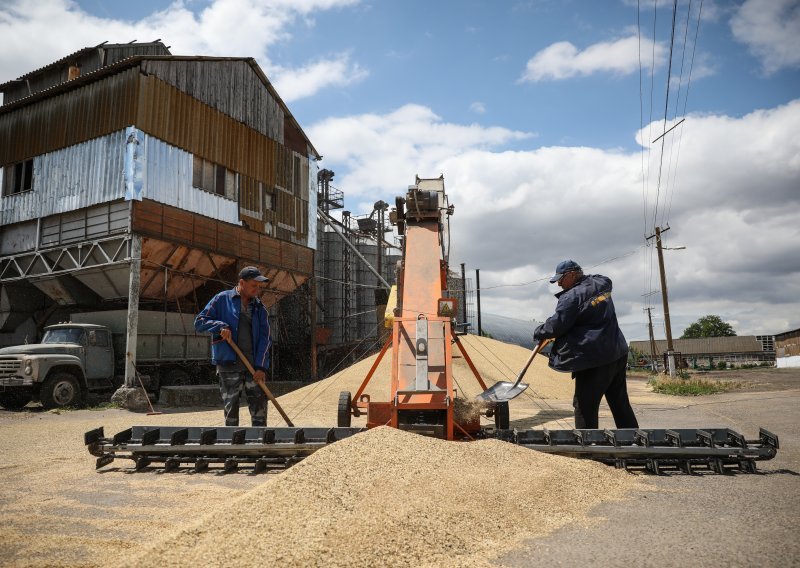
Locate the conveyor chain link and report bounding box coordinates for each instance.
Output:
[85,426,778,475]
[495,427,778,475]
[84,426,367,473]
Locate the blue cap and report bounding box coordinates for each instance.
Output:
[549,260,581,283]
[239,266,269,282]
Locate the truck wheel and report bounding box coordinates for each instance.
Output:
[337,391,352,427]
[494,401,510,430]
[0,391,33,410]
[163,368,191,386]
[41,373,83,409]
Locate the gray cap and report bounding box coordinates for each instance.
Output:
[239,266,269,282]
[549,260,581,283]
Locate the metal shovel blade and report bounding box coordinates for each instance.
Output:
[476,381,530,403]
[476,338,551,404]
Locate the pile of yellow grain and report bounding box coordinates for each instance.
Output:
[127,426,641,567]
[278,335,573,426]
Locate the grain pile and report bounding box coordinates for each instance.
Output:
[127,426,642,568]
[277,334,574,426]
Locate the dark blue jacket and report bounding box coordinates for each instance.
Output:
[194,288,272,371]
[533,274,628,372]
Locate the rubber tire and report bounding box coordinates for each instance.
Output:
[337,391,352,427]
[0,391,33,410]
[40,372,82,409]
[494,401,510,430]
[162,368,191,387]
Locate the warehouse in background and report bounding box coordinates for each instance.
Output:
[0,41,321,395]
[0,41,504,408]
[775,328,800,368]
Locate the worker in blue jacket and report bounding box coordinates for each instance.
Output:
[533,260,638,429]
[195,266,272,426]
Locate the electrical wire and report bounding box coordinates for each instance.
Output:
[664,0,704,226]
[651,0,679,233]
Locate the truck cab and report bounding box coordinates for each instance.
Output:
[0,323,116,409]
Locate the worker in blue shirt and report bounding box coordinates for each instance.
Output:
[195,266,272,426]
[534,260,638,429]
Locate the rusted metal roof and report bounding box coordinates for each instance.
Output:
[0,41,170,90]
[0,55,320,160]
[0,42,108,89]
[775,328,800,340]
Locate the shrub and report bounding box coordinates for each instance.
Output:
[716,361,727,370]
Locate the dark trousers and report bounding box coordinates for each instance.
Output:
[572,355,638,429]
[218,370,267,427]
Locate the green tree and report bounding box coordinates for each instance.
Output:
[681,315,737,339]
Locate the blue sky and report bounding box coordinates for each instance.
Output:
[1,0,799,341]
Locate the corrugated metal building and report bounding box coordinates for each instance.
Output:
[629,336,775,369]
[775,328,800,368]
[0,42,320,384]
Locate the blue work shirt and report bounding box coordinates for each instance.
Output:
[194,288,272,371]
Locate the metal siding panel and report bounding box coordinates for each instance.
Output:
[0,130,127,226]
[0,67,139,166]
[140,132,239,225]
[143,60,284,142]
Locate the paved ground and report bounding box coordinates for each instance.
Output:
[495,373,800,568]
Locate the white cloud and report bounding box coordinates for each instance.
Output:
[272,53,367,102]
[730,0,800,75]
[308,104,533,196]
[310,100,800,339]
[469,102,486,114]
[0,0,364,101]
[520,35,667,82]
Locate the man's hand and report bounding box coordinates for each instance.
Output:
[253,370,266,385]
[219,327,232,342]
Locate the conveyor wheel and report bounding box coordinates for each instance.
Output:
[494,401,509,430]
[337,391,352,427]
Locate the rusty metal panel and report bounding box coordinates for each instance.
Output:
[135,74,276,187]
[141,59,283,142]
[0,67,139,166]
[131,201,313,277]
[0,130,127,226]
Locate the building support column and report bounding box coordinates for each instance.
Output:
[125,235,142,387]
[111,233,150,411]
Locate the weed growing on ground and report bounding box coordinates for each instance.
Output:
[648,376,743,396]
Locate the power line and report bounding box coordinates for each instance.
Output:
[665,0,704,226]
[660,0,694,227]
[651,0,680,232]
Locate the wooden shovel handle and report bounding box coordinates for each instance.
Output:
[225,337,294,427]
[512,338,553,389]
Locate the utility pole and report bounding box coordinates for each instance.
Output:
[644,307,658,373]
[475,269,482,337]
[460,262,467,330]
[646,225,676,377]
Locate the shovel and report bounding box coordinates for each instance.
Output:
[476,338,553,403]
[225,337,294,427]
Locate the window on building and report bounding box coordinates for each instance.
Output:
[192,156,236,199]
[3,159,34,196]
